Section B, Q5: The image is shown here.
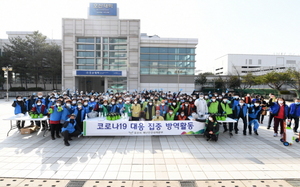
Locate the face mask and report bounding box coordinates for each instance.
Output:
[91,99,95,102]
[223,99,228,103]
[142,99,145,102]
[66,103,71,107]
[204,96,208,99]
[193,97,196,99]
[126,101,130,104]
[214,94,218,97]
[218,97,222,99]
[72,101,76,104]
[209,117,213,121]
[51,99,55,102]
[37,103,41,105]
[212,99,216,102]
[111,102,115,104]
[278,101,283,104]
[150,97,154,99]
[189,99,193,102]
[254,103,259,107]
[177,98,180,101]
[239,103,244,106]
[17,99,22,101]
[185,104,189,106]
[119,100,122,102]
[222,93,225,96]
[56,103,61,106]
[169,112,173,115]
[134,101,137,104]
[161,103,165,106]
[247,95,250,97]
[162,95,165,97]
[149,103,153,105]
[84,102,88,106]
[78,105,82,108]
[103,103,107,106]
[200,97,203,99]
[181,114,184,116]
[38,95,43,98]
[173,102,176,106]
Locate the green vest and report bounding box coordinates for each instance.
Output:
[208,101,219,114]
[166,113,176,120]
[220,102,233,115]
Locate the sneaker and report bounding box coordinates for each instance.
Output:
[254,131,259,135]
[273,133,278,137]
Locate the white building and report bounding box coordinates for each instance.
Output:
[214,54,300,75]
[62,3,198,93]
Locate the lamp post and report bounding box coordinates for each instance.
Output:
[175,69,184,91]
[2,66,13,101]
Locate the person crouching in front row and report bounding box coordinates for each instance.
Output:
[152,110,164,121]
[61,114,82,146]
[204,114,219,141]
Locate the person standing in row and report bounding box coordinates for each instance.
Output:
[270,98,289,137]
[248,101,262,135]
[267,93,276,129]
[12,96,27,130]
[233,99,248,135]
[288,98,300,133]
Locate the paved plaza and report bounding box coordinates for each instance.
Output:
[0,98,300,186]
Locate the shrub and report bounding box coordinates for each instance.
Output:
[27,87,44,91]
[9,87,26,91]
[279,90,291,94]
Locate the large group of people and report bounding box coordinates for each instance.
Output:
[11,90,300,145]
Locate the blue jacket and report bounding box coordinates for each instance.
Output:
[110,104,119,113]
[270,103,289,119]
[61,119,76,134]
[49,105,63,122]
[12,100,27,115]
[289,103,300,118]
[61,105,74,121]
[233,104,248,118]
[74,107,86,121]
[248,105,262,120]
[231,99,240,110]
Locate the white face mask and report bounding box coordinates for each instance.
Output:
[84,102,88,106]
[66,103,71,107]
[72,101,76,104]
[56,103,61,106]
[161,103,165,106]
[254,103,259,106]
[169,112,173,115]
[51,99,55,102]
[212,99,216,102]
[181,114,184,116]
[185,104,189,106]
[209,117,213,121]
[200,97,203,99]
[134,101,137,104]
[239,103,244,106]
[91,99,95,102]
[111,102,115,104]
[278,100,283,104]
[17,99,22,101]
[37,103,41,105]
[119,100,122,102]
[193,97,196,99]
[149,103,153,105]
[78,105,82,108]
[204,96,208,99]
[223,99,228,103]
[173,102,176,106]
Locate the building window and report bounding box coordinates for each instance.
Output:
[258,59,261,65]
[249,59,252,65]
[76,37,128,70]
[245,59,247,64]
[140,47,196,75]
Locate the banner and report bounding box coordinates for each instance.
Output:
[83,119,205,136]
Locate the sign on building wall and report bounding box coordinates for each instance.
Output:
[89,3,117,16]
[76,70,124,76]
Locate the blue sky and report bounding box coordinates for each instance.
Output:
[1,0,300,72]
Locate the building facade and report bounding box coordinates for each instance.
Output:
[62,3,198,93]
[214,54,300,75]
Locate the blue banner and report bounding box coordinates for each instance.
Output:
[89,3,117,16]
[76,70,122,76]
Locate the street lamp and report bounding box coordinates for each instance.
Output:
[175,69,184,91]
[2,66,13,101]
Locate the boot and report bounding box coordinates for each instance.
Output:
[64,141,70,146]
